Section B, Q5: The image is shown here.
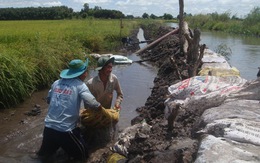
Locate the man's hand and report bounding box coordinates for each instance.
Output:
[114,104,121,111]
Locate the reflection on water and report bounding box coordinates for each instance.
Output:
[167,23,260,80]
[137,28,147,49]
[115,56,157,130]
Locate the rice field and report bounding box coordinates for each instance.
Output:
[0,19,141,108]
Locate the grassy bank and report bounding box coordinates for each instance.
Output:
[185,7,260,36]
[0,19,146,109]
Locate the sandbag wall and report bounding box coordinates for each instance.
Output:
[165,48,260,162]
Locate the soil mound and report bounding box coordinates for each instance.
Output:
[87,24,201,162]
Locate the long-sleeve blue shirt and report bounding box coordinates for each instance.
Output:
[45,78,100,132]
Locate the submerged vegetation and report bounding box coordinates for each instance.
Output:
[214,43,232,62]
[0,19,144,109]
[186,7,260,37]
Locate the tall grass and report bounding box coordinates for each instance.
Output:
[0,19,140,109]
[185,7,260,36]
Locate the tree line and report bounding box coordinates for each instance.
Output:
[0,5,126,20]
[0,3,176,20]
[0,6,74,20]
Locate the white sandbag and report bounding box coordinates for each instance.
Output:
[198,118,260,146]
[167,76,247,100]
[164,76,247,119]
[195,135,260,163]
[198,67,240,77]
[201,62,231,69]
[201,100,260,123]
[228,78,260,100]
[111,120,152,156]
[202,49,227,63]
[89,53,101,59]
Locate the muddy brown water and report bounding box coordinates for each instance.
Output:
[87,53,158,131]
[2,26,259,162]
[0,56,157,162]
[0,29,158,162]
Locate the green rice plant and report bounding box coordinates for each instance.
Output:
[0,19,144,109]
[0,51,38,108]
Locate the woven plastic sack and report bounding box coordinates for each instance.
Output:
[198,67,240,77]
[80,107,120,128]
[107,153,127,163]
[167,76,247,99]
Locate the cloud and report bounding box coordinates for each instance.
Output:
[0,0,259,17]
[0,0,62,8]
[72,0,112,4]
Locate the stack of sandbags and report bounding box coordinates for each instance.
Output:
[200,48,240,77]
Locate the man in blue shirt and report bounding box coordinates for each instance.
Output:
[35,58,102,162]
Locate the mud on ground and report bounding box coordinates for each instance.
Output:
[88,24,203,162]
[0,24,202,163]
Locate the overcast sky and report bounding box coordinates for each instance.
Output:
[0,0,259,18]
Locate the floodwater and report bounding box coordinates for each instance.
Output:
[1,25,260,162]
[86,28,157,131]
[167,22,260,80]
[201,31,260,80]
[86,49,157,131]
[0,28,158,162]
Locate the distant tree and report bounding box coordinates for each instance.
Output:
[0,6,73,20]
[177,12,190,19]
[83,3,89,12]
[93,9,124,19]
[94,6,102,10]
[150,14,157,19]
[126,15,134,19]
[186,13,192,17]
[81,12,87,19]
[163,13,173,19]
[142,13,149,19]
[231,14,240,20]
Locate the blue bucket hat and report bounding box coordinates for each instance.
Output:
[95,57,115,71]
[60,58,89,79]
